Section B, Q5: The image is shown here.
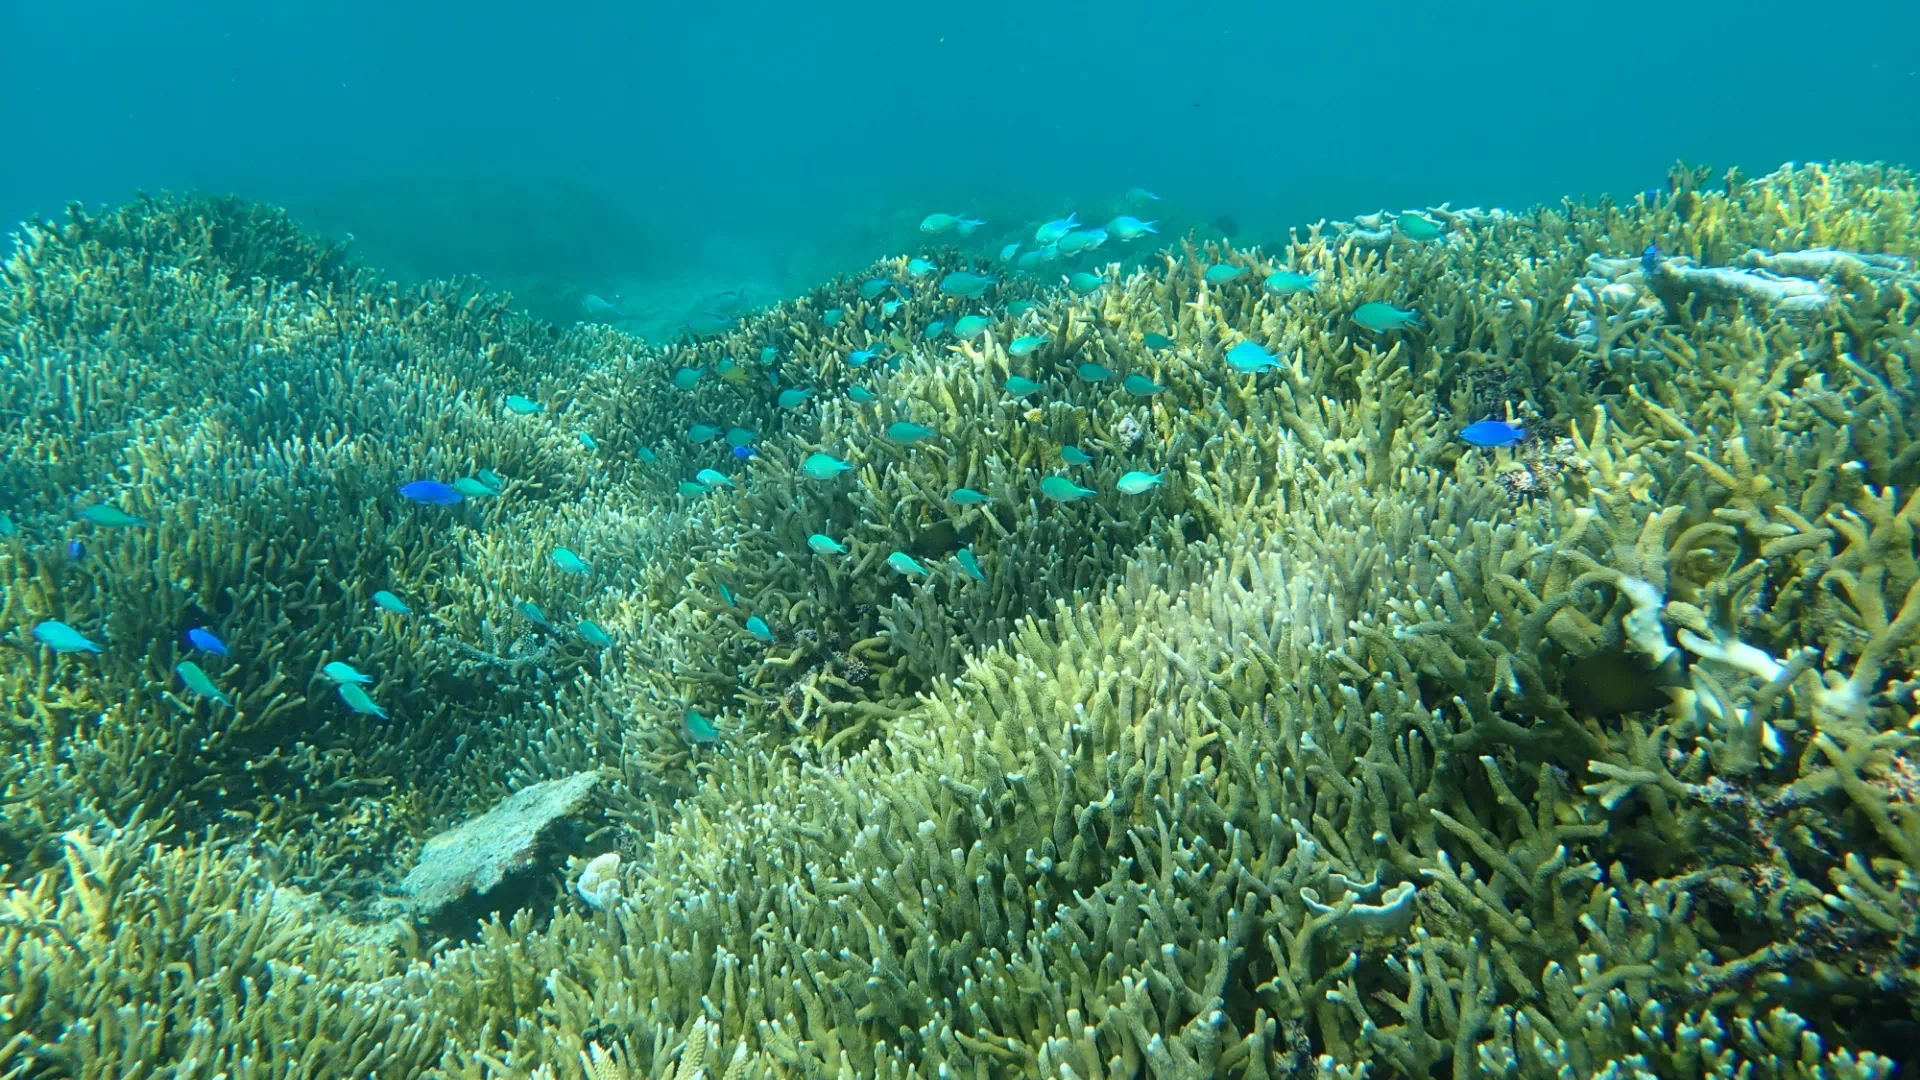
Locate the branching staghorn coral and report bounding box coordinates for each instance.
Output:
[0,161,1916,1076]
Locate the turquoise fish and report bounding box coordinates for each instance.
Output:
[79,505,144,527]
[949,488,989,505]
[1353,302,1422,331]
[745,615,775,643]
[578,619,614,648]
[953,315,992,339]
[338,683,387,719]
[1123,374,1165,397]
[1264,270,1317,294]
[684,710,720,743]
[807,534,847,555]
[373,590,412,615]
[1040,476,1097,502]
[955,547,987,582]
[886,421,937,444]
[551,547,590,574]
[1226,341,1280,374]
[505,394,543,415]
[1004,376,1044,397]
[802,453,853,480]
[176,661,230,706]
[887,551,929,577]
[1117,470,1165,495]
[1008,335,1050,357]
[32,621,100,653]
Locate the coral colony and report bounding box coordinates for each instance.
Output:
[1,166,1916,1076]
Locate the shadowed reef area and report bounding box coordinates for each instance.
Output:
[0,162,1916,1078]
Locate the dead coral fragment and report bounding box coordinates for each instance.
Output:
[400,770,603,924]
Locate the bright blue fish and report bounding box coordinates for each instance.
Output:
[399,480,463,505]
[186,627,228,655]
[1460,420,1527,447]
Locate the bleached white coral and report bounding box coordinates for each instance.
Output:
[574,852,622,910]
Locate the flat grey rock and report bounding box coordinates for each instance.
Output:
[400,771,602,920]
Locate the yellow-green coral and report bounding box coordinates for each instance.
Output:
[2,162,1917,1077]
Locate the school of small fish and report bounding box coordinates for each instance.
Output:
[19,186,1490,750]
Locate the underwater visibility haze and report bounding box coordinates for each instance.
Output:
[2,1,1920,1078]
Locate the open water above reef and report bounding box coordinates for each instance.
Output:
[4,2,1920,1078]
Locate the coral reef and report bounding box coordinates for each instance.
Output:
[1,161,1916,1077]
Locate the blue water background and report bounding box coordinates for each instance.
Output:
[5,0,1916,332]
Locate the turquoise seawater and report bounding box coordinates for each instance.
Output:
[3,3,1920,1078]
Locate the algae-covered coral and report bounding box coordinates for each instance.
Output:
[1,163,1916,1077]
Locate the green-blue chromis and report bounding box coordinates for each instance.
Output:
[695,469,734,488]
[453,478,496,498]
[551,548,590,574]
[1226,342,1281,374]
[1142,332,1174,350]
[1264,270,1317,294]
[1122,374,1165,396]
[1040,476,1097,502]
[1076,362,1113,383]
[938,271,996,298]
[175,661,230,706]
[886,421,937,444]
[78,505,144,527]
[1008,335,1050,357]
[684,710,720,743]
[807,534,847,555]
[1203,264,1246,285]
[678,480,708,496]
[955,547,987,582]
[577,432,598,451]
[848,386,877,403]
[777,388,814,409]
[953,315,992,339]
[745,616,774,643]
[1060,446,1093,466]
[517,600,554,629]
[949,488,988,504]
[689,423,721,443]
[802,453,853,479]
[887,551,929,577]
[1035,214,1079,243]
[1004,376,1044,397]
[338,683,387,719]
[322,661,371,685]
[578,619,614,647]
[1353,302,1422,331]
[672,368,703,390]
[1117,470,1165,494]
[505,394,543,414]
[1397,213,1444,240]
[373,590,411,615]
[1068,272,1103,295]
[726,426,756,447]
[32,621,99,653]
